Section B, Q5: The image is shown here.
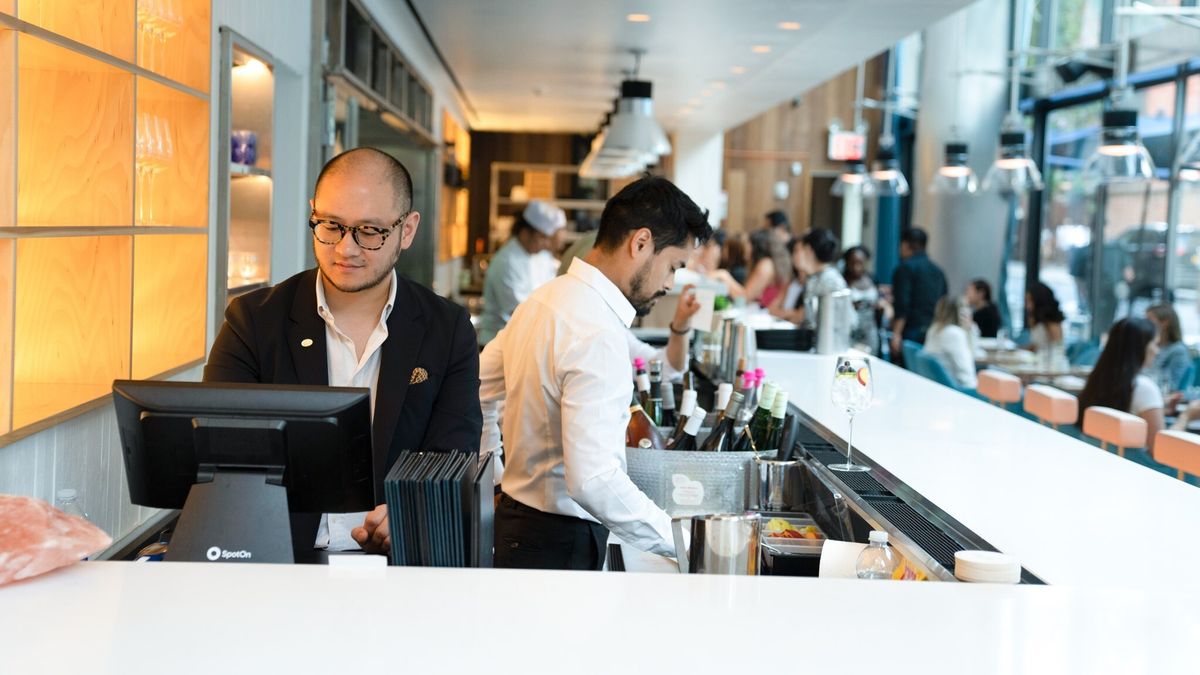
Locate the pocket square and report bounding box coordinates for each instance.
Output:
[409,367,428,385]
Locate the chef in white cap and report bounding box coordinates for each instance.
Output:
[478,200,566,346]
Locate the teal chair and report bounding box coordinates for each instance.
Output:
[902,340,922,371]
[913,351,986,400]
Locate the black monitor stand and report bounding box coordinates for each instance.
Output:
[164,418,295,563]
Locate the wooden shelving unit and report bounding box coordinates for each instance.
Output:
[439,110,469,263]
[0,1,210,441]
[487,162,614,250]
[216,28,274,306]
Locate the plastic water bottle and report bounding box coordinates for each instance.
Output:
[856,530,899,580]
[55,488,89,521]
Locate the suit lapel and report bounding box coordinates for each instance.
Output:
[287,269,329,386]
[372,275,426,480]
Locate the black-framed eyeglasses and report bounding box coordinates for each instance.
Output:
[308,212,407,251]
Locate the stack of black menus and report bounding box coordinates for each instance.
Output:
[383,450,494,567]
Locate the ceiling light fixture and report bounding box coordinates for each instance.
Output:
[710,81,726,90]
[832,160,877,197]
[778,21,802,30]
[931,143,979,194]
[983,0,1044,198]
[870,47,910,198]
[581,50,670,178]
[730,66,746,75]
[751,45,771,54]
[1083,1,1155,184]
[626,13,650,22]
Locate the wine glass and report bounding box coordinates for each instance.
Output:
[828,354,873,472]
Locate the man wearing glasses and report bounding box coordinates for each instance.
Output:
[204,147,482,558]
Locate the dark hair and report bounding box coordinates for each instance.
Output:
[594,176,711,252]
[1077,317,1158,421]
[750,228,790,284]
[720,233,748,270]
[315,147,413,212]
[1147,303,1183,345]
[970,278,993,304]
[765,210,789,228]
[843,245,872,262]
[900,227,929,251]
[802,228,840,263]
[1026,281,1065,325]
[511,215,535,238]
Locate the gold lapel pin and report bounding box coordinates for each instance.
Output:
[410,367,428,384]
[301,338,314,348]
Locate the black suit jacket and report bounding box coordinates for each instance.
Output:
[203,268,483,503]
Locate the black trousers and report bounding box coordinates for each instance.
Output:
[493,493,609,571]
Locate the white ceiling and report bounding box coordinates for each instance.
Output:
[410,0,979,134]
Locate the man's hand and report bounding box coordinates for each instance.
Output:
[671,284,700,332]
[351,504,390,554]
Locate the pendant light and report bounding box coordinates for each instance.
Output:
[1083,1,1155,184]
[984,1,1044,198]
[930,142,979,194]
[832,160,878,197]
[929,21,977,195]
[871,48,910,197]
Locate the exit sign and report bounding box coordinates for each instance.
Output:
[828,130,865,161]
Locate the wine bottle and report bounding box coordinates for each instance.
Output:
[645,360,664,426]
[659,380,677,428]
[762,390,790,453]
[626,400,666,449]
[711,382,733,426]
[739,371,757,417]
[733,381,778,452]
[699,392,744,452]
[682,370,695,393]
[634,358,651,411]
[669,407,707,451]
[666,389,698,449]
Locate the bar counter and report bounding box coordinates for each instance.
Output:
[759,350,1200,587]
[2,560,1195,674]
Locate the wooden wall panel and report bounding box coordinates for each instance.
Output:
[17,35,133,227]
[0,239,12,434]
[136,76,208,227]
[723,58,885,237]
[17,0,135,61]
[467,131,579,259]
[13,236,132,428]
[136,0,210,93]
[0,30,12,230]
[132,234,205,379]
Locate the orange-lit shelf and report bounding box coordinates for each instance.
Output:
[132,234,206,379]
[135,0,209,94]
[12,236,132,429]
[136,75,208,227]
[0,239,13,434]
[17,0,135,62]
[0,2,210,442]
[17,34,134,228]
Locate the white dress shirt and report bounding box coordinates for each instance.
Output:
[477,238,558,345]
[624,331,685,383]
[479,258,675,557]
[313,269,396,550]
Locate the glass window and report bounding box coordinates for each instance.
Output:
[1171,74,1200,342]
[1039,102,1103,342]
[1053,0,1104,50]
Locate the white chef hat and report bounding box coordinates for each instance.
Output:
[523,200,566,236]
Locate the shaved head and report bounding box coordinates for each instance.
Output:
[314,147,413,212]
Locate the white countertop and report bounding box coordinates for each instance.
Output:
[2,561,1196,674]
[759,351,1200,588]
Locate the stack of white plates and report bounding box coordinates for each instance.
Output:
[954,550,1021,584]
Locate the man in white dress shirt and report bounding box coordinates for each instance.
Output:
[477,200,565,346]
[479,176,711,570]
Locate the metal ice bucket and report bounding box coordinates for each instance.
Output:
[671,512,761,575]
[749,457,803,512]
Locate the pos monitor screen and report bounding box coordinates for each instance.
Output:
[113,380,375,564]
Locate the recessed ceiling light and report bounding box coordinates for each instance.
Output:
[752,45,771,54]
[710,81,726,90]
[778,21,802,30]
[626,13,650,22]
[730,66,746,75]
[701,89,713,97]
[688,98,700,106]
